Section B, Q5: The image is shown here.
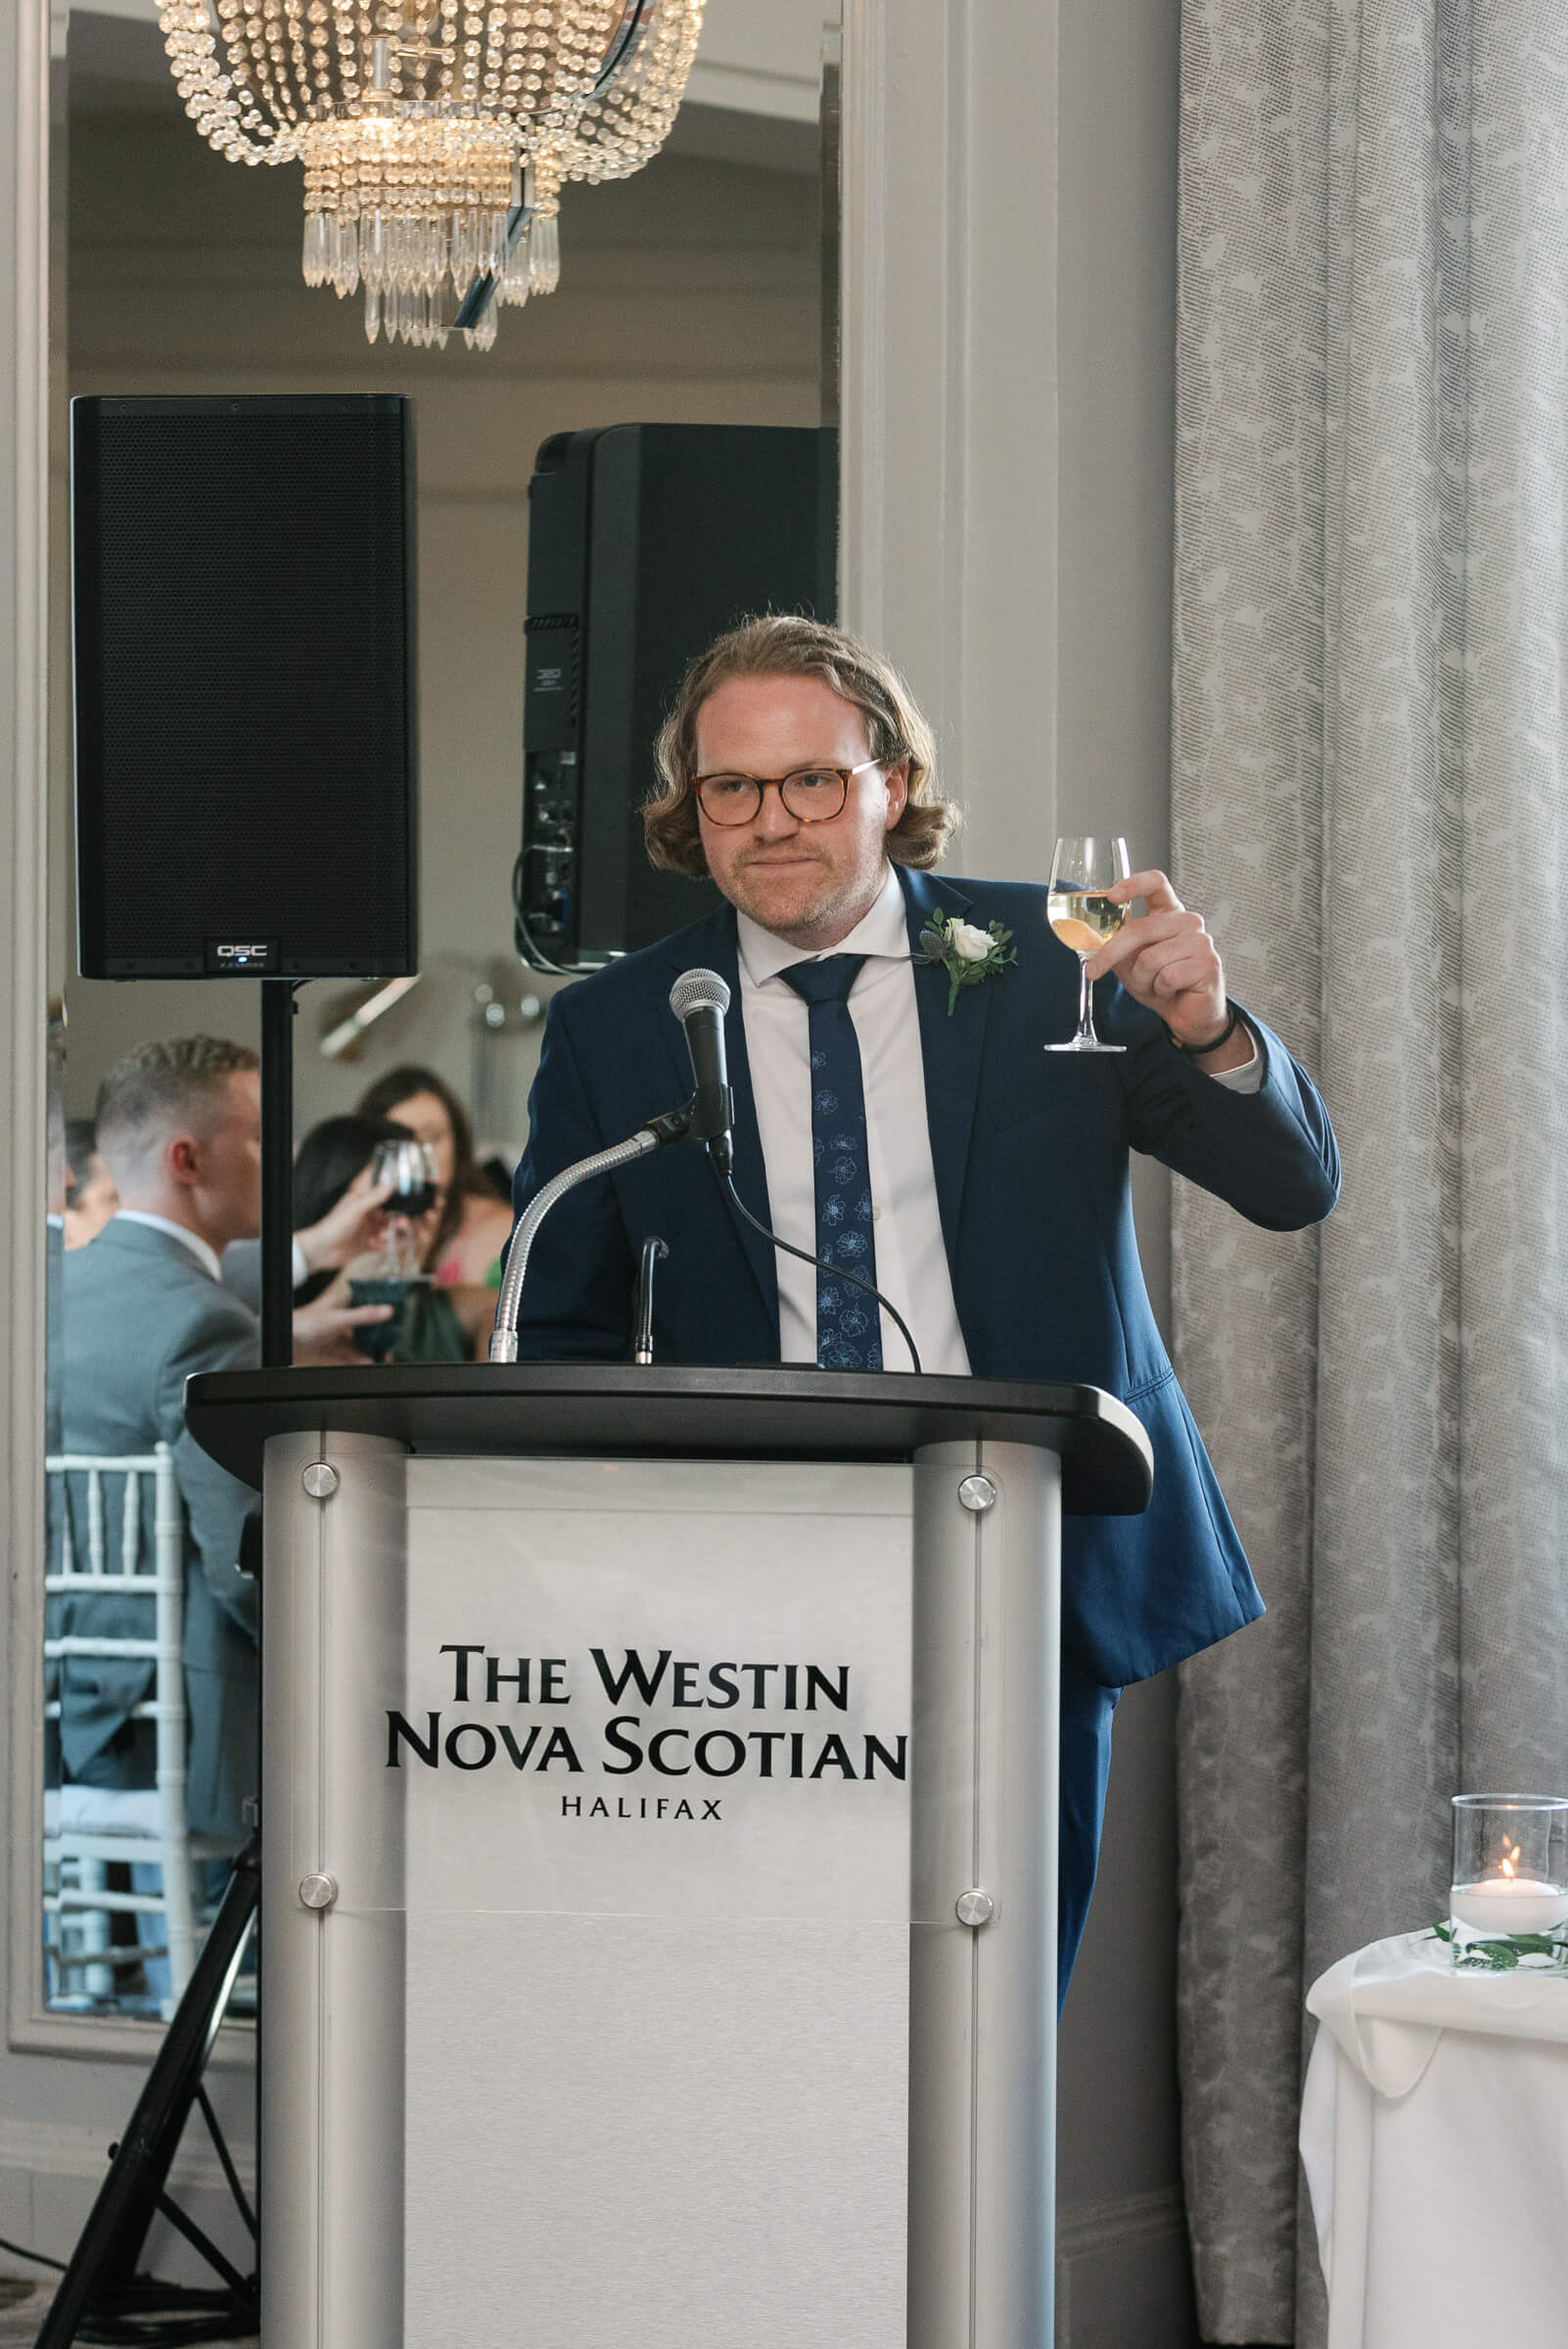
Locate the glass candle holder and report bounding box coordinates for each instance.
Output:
[1449,1793,1568,1968]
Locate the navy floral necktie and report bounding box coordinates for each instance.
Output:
[780,955,883,1371]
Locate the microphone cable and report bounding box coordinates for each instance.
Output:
[718,1170,923,1377]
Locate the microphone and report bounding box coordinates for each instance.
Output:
[669,967,734,1174]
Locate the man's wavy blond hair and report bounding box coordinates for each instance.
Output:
[644,615,962,879]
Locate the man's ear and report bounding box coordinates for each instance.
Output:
[165,1132,203,1190]
[883,760,910,829]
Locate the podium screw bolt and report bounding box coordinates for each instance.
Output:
[302,1460,340,1498]
[956,1888,995,1928]
[957,1474,996,1513]
[299,1873,339,1911]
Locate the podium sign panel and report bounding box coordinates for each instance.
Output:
[398,1459,913,2345]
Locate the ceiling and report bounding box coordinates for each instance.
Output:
[58,0,828,166]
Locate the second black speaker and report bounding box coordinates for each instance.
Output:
[517,422,837,971]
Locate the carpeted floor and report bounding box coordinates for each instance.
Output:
[0,2277,257,2346]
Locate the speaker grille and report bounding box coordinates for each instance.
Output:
[73,395,418,978]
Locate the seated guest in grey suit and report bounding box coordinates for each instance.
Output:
[58,1036,393,1850]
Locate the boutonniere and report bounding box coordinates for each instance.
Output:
[916,907,1017,1017]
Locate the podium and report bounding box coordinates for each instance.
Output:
[186,1363,1152,2349]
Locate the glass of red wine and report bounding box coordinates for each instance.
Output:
[371,1137,439,1277]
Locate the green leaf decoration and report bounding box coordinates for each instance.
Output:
[1428,1916,1568,1971]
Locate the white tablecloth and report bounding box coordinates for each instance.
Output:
[1301,1930,1568,2348]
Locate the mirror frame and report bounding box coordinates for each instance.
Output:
[11,0,1058,2057]
[0,1,257,2062]
[3,0,77,2060]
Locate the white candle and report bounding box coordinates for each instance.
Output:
[1450,1877,1568,1936]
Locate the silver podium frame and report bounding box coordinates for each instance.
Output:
[186,1365,1151,2349]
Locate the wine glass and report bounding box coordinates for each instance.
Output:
[371,1136,439,1276]
[1045,836,1131,1053]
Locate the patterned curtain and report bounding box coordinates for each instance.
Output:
[1170,3,1568,2342]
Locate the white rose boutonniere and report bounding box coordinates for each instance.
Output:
[916,906,1017,1016]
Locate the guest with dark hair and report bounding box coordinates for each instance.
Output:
[285,1109,471,1361]
[63,1118,118,1250]
[354,1066,513,1347]
[290,1113,417,1304]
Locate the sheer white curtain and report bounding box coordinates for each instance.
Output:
[1170,2,1568,2340]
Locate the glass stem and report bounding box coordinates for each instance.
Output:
[1077,954,1095,1043]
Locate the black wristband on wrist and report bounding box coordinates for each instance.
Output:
[1167,1000,1240,1059]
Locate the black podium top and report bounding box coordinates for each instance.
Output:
[185,1362,1153,1516]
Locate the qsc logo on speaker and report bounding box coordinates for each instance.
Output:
[204,939,279,973]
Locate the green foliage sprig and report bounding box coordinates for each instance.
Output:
[1430,1919,1568,1971]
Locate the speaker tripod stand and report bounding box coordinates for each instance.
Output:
[33,1843,260,2347]
[40,983,300,2344]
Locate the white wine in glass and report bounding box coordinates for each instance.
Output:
[1046,836,1130,1052]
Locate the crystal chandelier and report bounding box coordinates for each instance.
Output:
[158,0,706,348]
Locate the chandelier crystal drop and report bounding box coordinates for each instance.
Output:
[160,0,705,347]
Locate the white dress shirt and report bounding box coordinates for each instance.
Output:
[738,870,969,1374]
[736,865,1261,1374]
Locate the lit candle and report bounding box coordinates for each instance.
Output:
[1450,1869,1568,1937]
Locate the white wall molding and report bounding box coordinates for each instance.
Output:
[4,0,55,2063]
[839,0,1061,882]
[0,2109,258,2289]
[0,2112,255,2195]
[839,17,1191,2342]
[1,0,260,2108]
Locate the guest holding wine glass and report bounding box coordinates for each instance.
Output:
[290,1116,419,1301]
[354,1066,514,1347]
[291,1112,471,1362]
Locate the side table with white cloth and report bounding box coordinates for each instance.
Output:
[1301,1930,1568,2349]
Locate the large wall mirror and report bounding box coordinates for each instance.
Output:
[40,0,838,2026]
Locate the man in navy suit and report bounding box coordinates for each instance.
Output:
[512,615,1338,1990]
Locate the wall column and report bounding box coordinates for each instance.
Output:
[840,0,1060,883]
[839,5,1196,2336]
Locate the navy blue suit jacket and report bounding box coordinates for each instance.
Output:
[512,867,1339,1693]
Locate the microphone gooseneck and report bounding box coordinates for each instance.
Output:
[669,967,734,1174]
[719,1170,923,1378]
[488,1104,692,1362]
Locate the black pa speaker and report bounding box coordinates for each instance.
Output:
[517,422,837,970]
[71,393,418,980]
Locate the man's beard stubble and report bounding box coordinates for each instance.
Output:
[728,843,860,939]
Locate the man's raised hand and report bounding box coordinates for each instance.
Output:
[1084,870,1251,1071]
[295,1168,396,1276]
